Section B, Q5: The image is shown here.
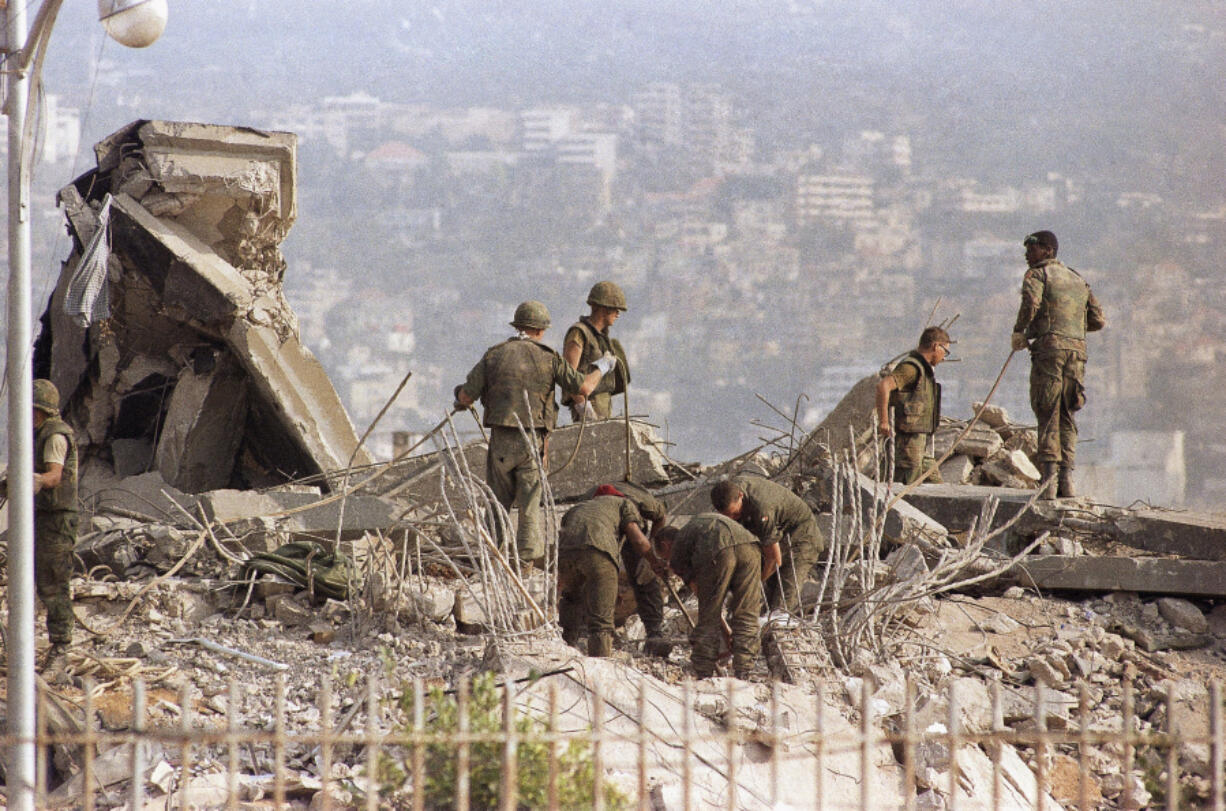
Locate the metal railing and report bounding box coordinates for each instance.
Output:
[19,671,1226,810]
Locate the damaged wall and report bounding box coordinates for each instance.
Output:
[38,120,371,494]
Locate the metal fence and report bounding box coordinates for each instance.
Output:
[18,673,1226,810]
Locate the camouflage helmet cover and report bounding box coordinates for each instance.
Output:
[33,378,60,415]
[586,281,627,311]
[510,300,551,330]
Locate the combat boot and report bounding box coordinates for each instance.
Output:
[1057,466,1075,498]
[643,637,674,658]
[1039,462,1059,500]
[587,632,613,658]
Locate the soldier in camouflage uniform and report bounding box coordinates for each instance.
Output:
[713,476,816,617]
[875,327,951,485]
[455,301,616,563]
[32,380,78,669]
[582,480,672,654]
[1011,231,1105,498]
[557,488,660,657]
[668,512,767,679]
[562,281,630,421]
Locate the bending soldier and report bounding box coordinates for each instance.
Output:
[557,487,660,657]
[668,512,771,679]
[712,476,818,618]
[562,281,629,421]
[875,327,951,484]
[455,301,615,564]
[1010,231,1105,498]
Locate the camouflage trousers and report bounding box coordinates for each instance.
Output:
[763,519,826,615]
[35,510,76,644]
[486,426,546,562]
[1030,348,1085,465]
[621,539,664,634]
[558,546,619,655]
[691,543,762,676]
[893,432,942,485]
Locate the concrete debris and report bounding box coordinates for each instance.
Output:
[1014,555,1226,598]
[1156,596,1209,633]
[40,121,370,498]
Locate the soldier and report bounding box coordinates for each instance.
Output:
[712,476,817,618]
[582,480,672,655]
[875,326,951,485]
[557,487,661,657]
[1011,231,1106,498]
[562,281,629,421]
[668,512,770,679]
[455,301,616,564]
[32,379,78,672]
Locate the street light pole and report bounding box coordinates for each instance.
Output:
[3,2,166,807]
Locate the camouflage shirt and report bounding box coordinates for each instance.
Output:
[559,495,644,566]
[459,337,587,431]
[580,480,667,525]
[669,512,761,584]
[731,474,813,546]
[1013,259,1106,353]
[35,417,77,514]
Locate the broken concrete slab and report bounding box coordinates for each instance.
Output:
[794,373,881,470]
[900,483,1036,534]
[980,449,1040,488]
[153,353,248,492]
[83,471,199,526]
[854,473,949,551]
[1111,508,1226,562]
[938,454,974,485]
[1014,556,1226,598]
[545,419,671,500]
[935,422,1004,460]
[1156,597,1209,634]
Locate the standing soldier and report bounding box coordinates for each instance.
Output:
[875,327,952,485]
[668,512,772,679]
[712,476,817,619]
[32,379,78,673]
[455,301,616,565]
[1010,231,1105,498]
[557,486,660,657]
[562,281,629,421]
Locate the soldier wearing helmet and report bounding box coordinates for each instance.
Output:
[455,301,617,564]
[562,281,630,421]
[31,379,78,674]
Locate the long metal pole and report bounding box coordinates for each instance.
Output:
[5,0,38,805]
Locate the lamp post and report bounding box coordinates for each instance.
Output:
[3,2,165,807]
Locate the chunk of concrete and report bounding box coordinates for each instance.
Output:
[545,419,671,500]
[935,422,1004,460]
[1014,556,1226,598]
[938,454,974,485]
[980,449,1040,487]
[1156,597,1208,634]
[970,402,1010,428]
[856,473,948,550]
[153,354,248,492]
[85,471,199,525]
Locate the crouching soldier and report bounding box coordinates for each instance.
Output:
[712,475,824,619]
[557,487,662,657]
[668,512,781,679]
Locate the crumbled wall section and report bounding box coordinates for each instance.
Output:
[39,120,371,493]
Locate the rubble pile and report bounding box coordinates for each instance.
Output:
[4,121,1226,809]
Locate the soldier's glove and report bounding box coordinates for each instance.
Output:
[1010,332,1028,352]
[592,352,618,375]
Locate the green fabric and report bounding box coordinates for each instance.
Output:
[888,351,941,435]
[732,475,823,551]
[242,541,355,601]
[558,545,619,644]
[460,337,584,431]
[35,417,77,514]
[35,510,76,643]
[1030,347,1086,465]
[485,426,546,561]
[892,433,942,484]
[691,543,762,676]
[559,496,642,567]
[670,512,759,586]
[1013,259,1106,350]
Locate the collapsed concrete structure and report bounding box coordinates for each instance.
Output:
[38,121,371,495]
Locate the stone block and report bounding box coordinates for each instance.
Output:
[970,402,1010,429]
[938,454,974,485]
[1015,556,1226,598]
[411,584,457,623]
[980,449,1040,486]
[935,422,1003,460]
[1156,597,1208,634]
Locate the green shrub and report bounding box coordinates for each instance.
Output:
[380,672,628,810]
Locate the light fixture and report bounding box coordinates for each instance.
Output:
[97,0,168,48]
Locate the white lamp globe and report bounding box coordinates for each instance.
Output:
[98,0,168,48]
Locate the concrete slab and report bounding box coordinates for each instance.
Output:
[856,473,949,550]
[902,483,1036,533]
[545,418,671,500]
[1113,508,1226,562]
[792,373,879,470]
[154,354,248,492]
[1014,555,1226,597]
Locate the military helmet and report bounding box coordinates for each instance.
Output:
[33,379,60,415]
[586,281,627,311]
[510,300,551,330]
